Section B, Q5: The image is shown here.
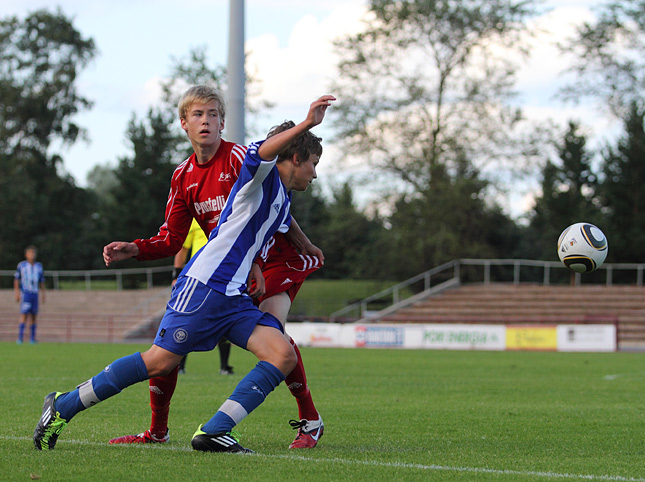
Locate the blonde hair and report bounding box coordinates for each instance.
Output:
[178,85,226,121]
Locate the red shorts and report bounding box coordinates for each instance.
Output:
[256,233,322,304]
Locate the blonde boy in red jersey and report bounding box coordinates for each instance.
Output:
[103,85,323,448]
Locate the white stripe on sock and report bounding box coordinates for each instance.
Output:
[218,399,249,425]
[77,379,101,408]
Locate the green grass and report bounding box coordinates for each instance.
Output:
[290,279,411,317]
[2,342,644,481]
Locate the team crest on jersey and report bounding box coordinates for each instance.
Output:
[273,203,280,213]
[187,163,194,172]
[219,172,232,182]
[173,329,188,343]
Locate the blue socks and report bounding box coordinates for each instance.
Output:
[30,323,36,342]
[202,361,285,434]
[55,352,149,421]
[18,323,25,342]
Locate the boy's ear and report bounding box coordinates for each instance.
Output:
[291,153,300,165]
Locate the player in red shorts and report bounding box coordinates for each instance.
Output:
[103,85,323,448]
[254,232,324,448]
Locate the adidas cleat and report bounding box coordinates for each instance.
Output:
[191,425,254,453]
[109,429,169,444]
[34,392,68,450]
[289,417,324,449]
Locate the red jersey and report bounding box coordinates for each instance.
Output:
[133,140,247,261]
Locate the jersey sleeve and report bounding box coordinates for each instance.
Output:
[133,180,193,261]
[182,220,197,250]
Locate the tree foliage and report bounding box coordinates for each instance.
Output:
[526,122,603,261]
[598,104,645,262]
[559,0,645,118]
[0,9,97,269]
[0,9,95,155]
[331,0,539,192]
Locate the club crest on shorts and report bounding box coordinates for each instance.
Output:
[173,329,188,343]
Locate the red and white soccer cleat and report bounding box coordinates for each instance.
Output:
[288,417,324,449]
[109,429,169,444]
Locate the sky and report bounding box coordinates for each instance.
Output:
[0,0,621,218]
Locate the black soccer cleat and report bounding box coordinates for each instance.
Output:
[191,425,254,453]
[34,392,68,450]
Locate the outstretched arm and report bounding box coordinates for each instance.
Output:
[258,95,335,161]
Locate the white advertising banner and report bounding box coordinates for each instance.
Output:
[288,322,616,352]
[556,324,616,352]
[288,323,506,350]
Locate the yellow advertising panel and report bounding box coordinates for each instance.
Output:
[506,325,557,351]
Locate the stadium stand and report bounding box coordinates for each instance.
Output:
[375,283,645,350]
[0,288,169,343]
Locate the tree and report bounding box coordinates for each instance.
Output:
[330,0,540,193]
[526,122,603,261]
[101,109,182,251]
[321,183,389,279]
[598,104,645,263]
[0,9,97,269]
[558,0,645,118]
[386,160,521,279]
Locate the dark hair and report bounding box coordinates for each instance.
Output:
[266,121,323,163]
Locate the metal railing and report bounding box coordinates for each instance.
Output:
[0,265,174,290]
[329,259,645,322]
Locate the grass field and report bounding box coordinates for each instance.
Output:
[2,342,644,481]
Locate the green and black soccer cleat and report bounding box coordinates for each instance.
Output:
[191,425,254,453]
[34,392,68,450]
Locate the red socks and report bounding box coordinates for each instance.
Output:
[149,365,179,438]
[285,337,319,421]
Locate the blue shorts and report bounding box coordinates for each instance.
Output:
[153,276,283,356]
[20,292,39,315]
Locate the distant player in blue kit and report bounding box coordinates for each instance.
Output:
[33,94,335,453]
[15,246,45,344]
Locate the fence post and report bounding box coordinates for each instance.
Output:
[147,269,153,289]
[484,261,490,284]
[85,272,91,291]
[638,266,643,286]
[543,265,550,286]
[606,265,613,286]
[514,261,520,285]
[117,271,123,290]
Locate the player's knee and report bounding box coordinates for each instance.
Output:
[278,342,297,374]
[141,350,180,377]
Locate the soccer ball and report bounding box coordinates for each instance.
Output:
[557,223,608,273]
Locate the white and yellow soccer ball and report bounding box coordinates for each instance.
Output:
[557,222,608,273]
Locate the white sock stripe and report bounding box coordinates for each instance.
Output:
[218,399,249,425]
[77,379,100,408]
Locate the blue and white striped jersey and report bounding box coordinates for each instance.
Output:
[184,141,292,296]
[15,261,44,294]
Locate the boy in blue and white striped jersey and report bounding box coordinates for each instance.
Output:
[33,95,335,453]
[15,246,45,344]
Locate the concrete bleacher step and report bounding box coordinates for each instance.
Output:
[376,283,645,349]
[0,288,169,343]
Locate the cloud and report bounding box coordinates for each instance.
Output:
[246,2,367,107]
